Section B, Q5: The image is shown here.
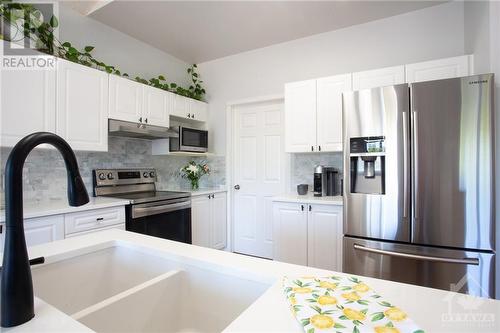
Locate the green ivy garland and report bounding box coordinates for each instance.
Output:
[0,0,206,101]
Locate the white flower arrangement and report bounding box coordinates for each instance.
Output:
[180,161,210,189]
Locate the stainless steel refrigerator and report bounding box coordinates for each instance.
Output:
[342,74,495,298]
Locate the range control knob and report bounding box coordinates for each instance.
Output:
[98,173,106,180]
[107,173,114,180]
[143,172,149,178]
[149,171,155,178]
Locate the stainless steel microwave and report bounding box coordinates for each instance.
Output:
[169,126,208,153]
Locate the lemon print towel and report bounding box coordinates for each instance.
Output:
[283,276,425,333]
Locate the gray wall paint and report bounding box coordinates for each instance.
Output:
[58,3,191,86]
[199,1,466,155]
[0,137,225,204]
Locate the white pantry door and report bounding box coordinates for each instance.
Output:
[232,101,286,259]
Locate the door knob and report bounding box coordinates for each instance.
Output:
[234,185,240,190]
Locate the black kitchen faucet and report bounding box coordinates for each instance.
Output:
[1,132,89,327]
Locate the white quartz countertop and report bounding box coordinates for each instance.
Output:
[0,197,130,223]
[2,229,498,332]
[159,186,228,197]
[272,192,343,205]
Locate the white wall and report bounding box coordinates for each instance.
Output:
[58,3,191,86]
[199,1,466,154]
[464,0,490,73]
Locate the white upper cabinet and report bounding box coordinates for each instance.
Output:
[190,99,208,122]
[56,59,108,151]
[284,75,350,153]
[109,74,143,123]
[142,85,170,127]
[171,93,208,122]
[352,65,405,90]
[171,93,190,118]
[284,79,317,152]
[316,74,352,152]
[1,62,56,147]
[405,55,473,83]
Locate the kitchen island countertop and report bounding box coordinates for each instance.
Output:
[2,229,499,332]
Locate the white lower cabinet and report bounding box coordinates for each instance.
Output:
[273,201,343,271]
[0,215,64,249]
[0,206,126,251]
[273,202,308,265]
[191,195,211,247]
[65,223,125,238]
[307,204,343,271]
[191,192,227,250]
[64,206,125,236]
[210,192,227,249]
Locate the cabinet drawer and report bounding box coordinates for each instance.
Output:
[65,223,125,238]
[65,206,125,235]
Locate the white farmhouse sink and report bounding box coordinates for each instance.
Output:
[31,244,271,333]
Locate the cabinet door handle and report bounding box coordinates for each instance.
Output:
[96,217,104,222]
[0,225,2,233]
[29,257,45,266]
[311,146,314,152]
[192,114,195,119]
[187,113,191,118]
[301,205,304,211]
[318,145,321,152]
[139,117,142,123]
[208,195,211,199]
[309,205,312,211]
[211,194,215,199]
[144,118,148,124]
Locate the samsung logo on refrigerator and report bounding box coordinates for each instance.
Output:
[468,79,488,85]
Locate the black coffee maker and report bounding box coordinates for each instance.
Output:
[313,165,340,197]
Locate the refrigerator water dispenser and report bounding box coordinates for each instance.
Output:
[349,137,385,194]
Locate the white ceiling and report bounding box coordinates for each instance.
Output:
[85,0,445,64]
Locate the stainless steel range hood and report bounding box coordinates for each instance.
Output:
[108,119,178,140]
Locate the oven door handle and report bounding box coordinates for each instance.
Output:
[132,201,191,219]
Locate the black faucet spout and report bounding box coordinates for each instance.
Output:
[1,132,89,327]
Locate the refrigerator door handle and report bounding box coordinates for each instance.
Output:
[402,110,409,220]
[353,244,479,265]
[411,109,419,222]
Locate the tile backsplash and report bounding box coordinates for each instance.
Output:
[290,152,343,192]
[0,137,342,204]
[0,137,225,203]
